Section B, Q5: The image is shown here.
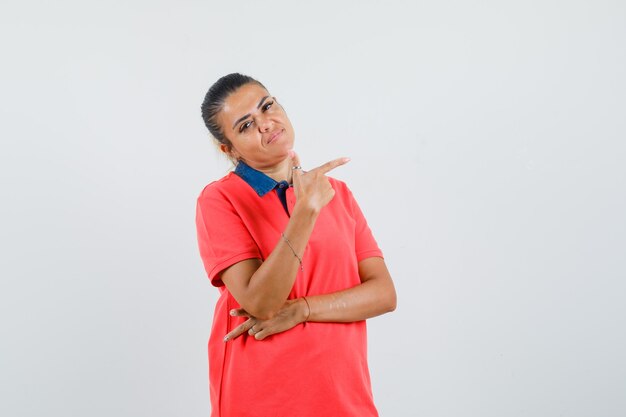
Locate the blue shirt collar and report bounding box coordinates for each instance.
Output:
[234,160,281,197]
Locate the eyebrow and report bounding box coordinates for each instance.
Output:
[231,95,270,130]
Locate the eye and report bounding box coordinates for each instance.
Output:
[239,120,252,133]
[262,101,274,111]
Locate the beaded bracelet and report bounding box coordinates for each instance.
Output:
[281,232,304,271]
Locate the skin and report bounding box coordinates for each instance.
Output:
[217,82,297,183]
[215,82,397,342]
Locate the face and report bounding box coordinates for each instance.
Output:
[218,83,295,169]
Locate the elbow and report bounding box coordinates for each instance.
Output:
[385,284,397,313]
[252,310,276,321]
[387,292,397,313]
[234,288,286,320]
[246,300,281,321]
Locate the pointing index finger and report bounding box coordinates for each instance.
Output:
[316,157,351,174]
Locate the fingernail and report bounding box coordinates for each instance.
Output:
[343,157,351,162]
[288,149,295,157]
[223,336,229,342]
[229,310,236,316]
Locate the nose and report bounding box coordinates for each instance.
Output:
[256,114,273,132]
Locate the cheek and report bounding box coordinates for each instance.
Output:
[232,134,259,152]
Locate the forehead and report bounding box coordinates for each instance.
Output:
[220,83,270,124]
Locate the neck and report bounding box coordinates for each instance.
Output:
[244,158,293,184]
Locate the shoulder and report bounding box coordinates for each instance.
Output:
[197,172,245,203]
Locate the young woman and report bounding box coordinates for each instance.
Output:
[196,73,396,417]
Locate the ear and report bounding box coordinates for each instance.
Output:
[220,143,240,160]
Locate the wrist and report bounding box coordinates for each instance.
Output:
[299,297,311,323]
[292,202,320,219]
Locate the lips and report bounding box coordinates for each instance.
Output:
[267,129,283,144]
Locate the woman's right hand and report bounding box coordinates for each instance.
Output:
[290,150,350,214]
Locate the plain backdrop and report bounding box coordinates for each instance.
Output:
[1,1,625,416]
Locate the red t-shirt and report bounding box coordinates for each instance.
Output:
[196,171,383,417]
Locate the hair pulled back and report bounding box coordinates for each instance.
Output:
[200,73,266,152]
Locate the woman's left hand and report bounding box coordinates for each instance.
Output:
[224,298,308,342]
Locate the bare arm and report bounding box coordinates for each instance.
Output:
[220,152,350,320]
[225,256,396,341]
[219,205,316,320]
[305,256,396,322]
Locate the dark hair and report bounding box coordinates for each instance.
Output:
[200,73,266,151]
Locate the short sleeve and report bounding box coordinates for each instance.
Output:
[195,192,262,287]
[346,187,384,261]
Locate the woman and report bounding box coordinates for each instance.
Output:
[195,73,396,417]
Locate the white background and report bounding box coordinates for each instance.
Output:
[1,1,625,416]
